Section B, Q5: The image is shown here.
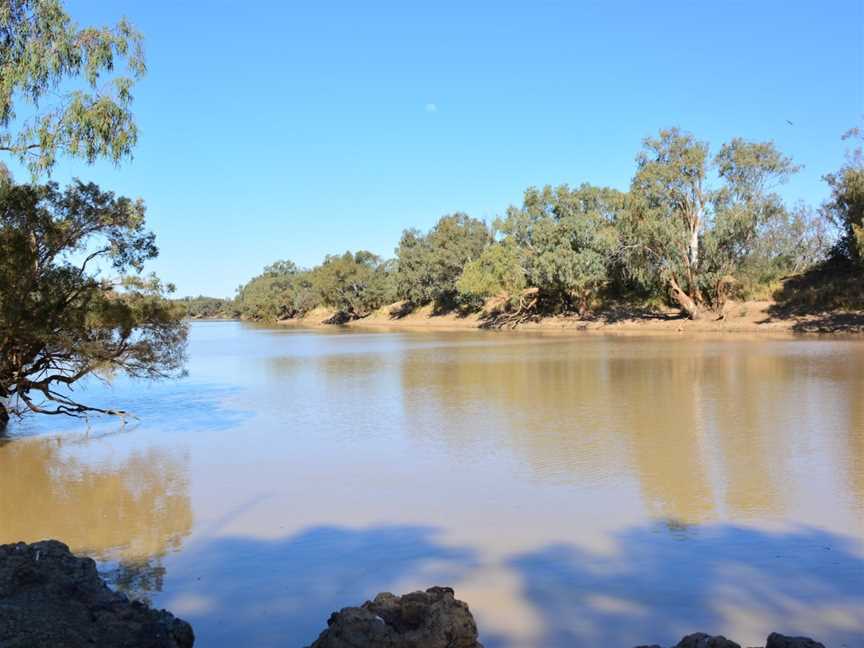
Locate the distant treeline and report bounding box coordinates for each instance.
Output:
[175,296,239,319]
[201,128,864,324]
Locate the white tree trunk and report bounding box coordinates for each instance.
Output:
[689,216,700,269]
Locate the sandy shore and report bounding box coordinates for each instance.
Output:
[277,302,864,336]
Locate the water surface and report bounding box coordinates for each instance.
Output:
[2,322,863,647]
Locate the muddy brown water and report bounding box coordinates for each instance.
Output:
[1,321,862,647]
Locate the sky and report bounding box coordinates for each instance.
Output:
[8,1,864,297]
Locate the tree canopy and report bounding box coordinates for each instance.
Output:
[0,179,185,425]
[394,213,490,311]
[224,128,852,329]
[494,184,623,314]
[234,261,318,321]
[822,128,864,267]
[617,129,821,318]
[1,0,145,176]
[0,1,186,428]
[314,251,394,321]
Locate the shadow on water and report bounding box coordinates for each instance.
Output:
[141,521,864,648]
[158,524,478,647]
[505,521,864,648]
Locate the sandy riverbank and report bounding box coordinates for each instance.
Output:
[277,301,864,336]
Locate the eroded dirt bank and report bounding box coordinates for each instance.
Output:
[279,301,864,336]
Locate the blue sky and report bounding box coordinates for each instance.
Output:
[12,1,864,297]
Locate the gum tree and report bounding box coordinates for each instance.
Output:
[313,251,394,321]
[1,0,145,176]
[0,1,185,428]
[822,128,864,266]
[496,184,623,315]
[395,213,490,311]
[622,129,804,318]
[0,179,186,425]
[624,128,710,319]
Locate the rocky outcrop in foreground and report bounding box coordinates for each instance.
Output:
[307,586,483,648]
[0,540,194,648]
[0,543,830,648]
[637,632,826,648]
[307,587,828,648]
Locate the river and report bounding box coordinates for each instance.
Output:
[1,321,862,647]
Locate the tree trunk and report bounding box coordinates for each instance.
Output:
[688,217,700,270]
[668,274,703,320]
[0,402,8,431]
[686,208,705,305]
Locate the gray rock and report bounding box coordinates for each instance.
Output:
[675,633,742,648]
[307,586,483,648]
[0,540,194,648]
[765,633,826,648]
[634,632,828,648]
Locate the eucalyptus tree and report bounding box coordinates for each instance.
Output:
[395,213,490,310]
[313,251,395,320]
[623,128,710,318]
[0,179,186,426]
[1,0,145,177]
[622,129,806,318]
[457,240,527,306]
[235,260,319,321]
[822,128,864,266]
[495,184,623,314]
[0,1,185,427]
[702,138,804,298]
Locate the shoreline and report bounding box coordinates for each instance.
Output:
[272,301,864,337]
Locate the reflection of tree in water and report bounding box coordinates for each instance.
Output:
[0,437,192,601]
[398,338,864,524]
[398,340,719,521]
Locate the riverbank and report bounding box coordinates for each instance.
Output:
[278,300,864,336]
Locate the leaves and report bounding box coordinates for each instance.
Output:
[822,127,864,265]
[492,184,623,312]
[0,0,145,176]
[314,251,394,319]
[394,213,490,310]
[0,179,186,419]
[457,240,527,301]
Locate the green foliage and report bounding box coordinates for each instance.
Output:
[236,130,841,325]
[620,129,823,317]
[457,241,527,304]
[701,138,810,301]
[395,213,490,310]
[0,180,186,421]
[235,260,318,321]
[822,128,864,266]
[495,184,623,313]
[313,251,394,319]
[176,296,237,319]
[1,0,145,176]
[622,128,710,316]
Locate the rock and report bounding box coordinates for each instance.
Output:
[0,540,194,647]
[307,585,483,648]
[765,634,826,648]
[674,633,742,648]
[634,632,828,648]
